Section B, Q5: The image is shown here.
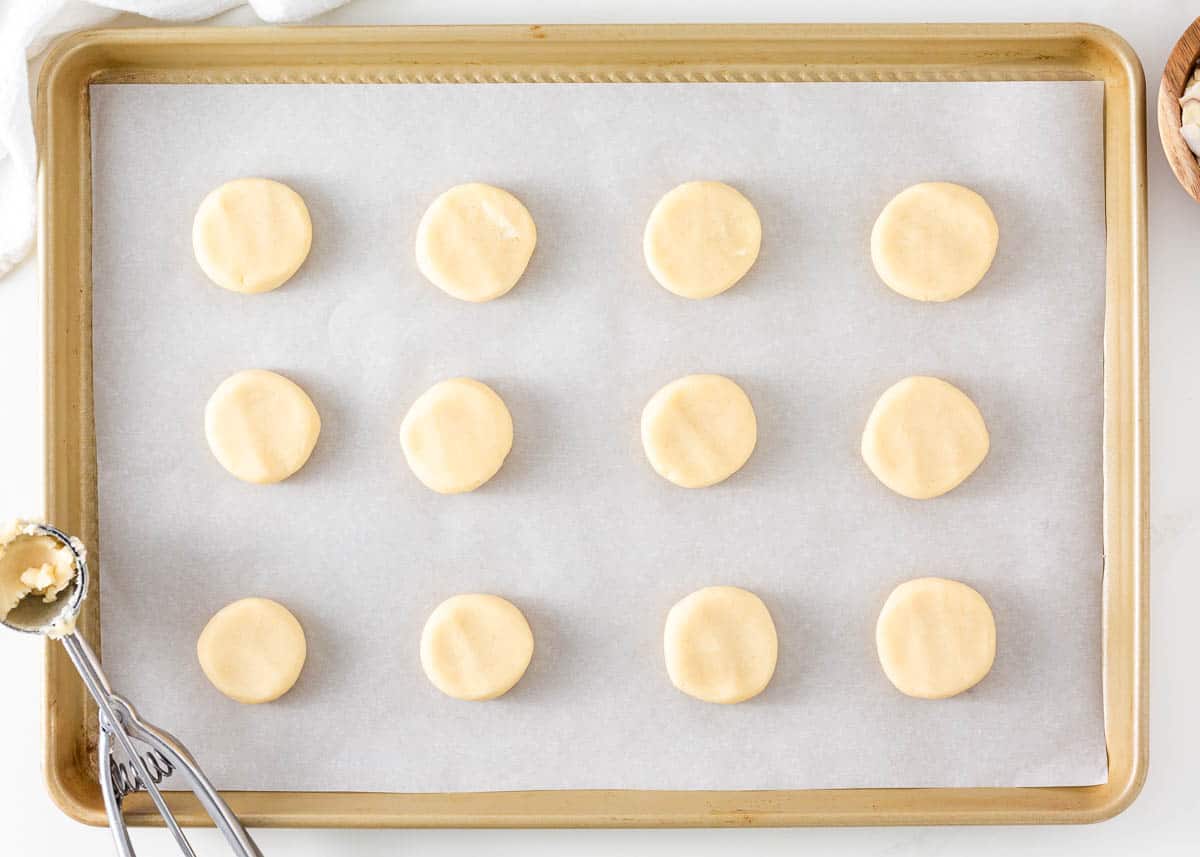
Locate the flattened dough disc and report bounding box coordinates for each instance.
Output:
[197,597,307,704]
[420,594,534,701]
[643,181,762,299]
[641,374,757,488]
[204,369,321,484]
[861,375,989,499]
[415,183,537,302]
[664,586,778,704]
[192,178,312,294]
[876,577,996,699]
[871,182,999,302]
[400,378,514,494]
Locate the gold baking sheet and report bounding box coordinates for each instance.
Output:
[36,23,1147,828]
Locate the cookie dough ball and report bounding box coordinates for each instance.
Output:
[415,183,537,302]
[197,598,307,704]
[664,586,778,704]
[400,378,514,494]
[420,594,534,701]
[205,370,322,484]
[641,374,757,488]
[861,376,989,500]
[643,181,762,299]
[871,182,999,302]
[876,577,996,699]
[192,178,312,294]
[0,532,75,614]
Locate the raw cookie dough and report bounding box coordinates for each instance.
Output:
[871,182,999,302]
[641,374,757,488]
[415,183,537,302]
[643,181,762,299]
[400,378,514,494]
[204,369,321,484]
[192,178,312,294]
[197,597,307,704]
[876,577,996,699]
[420,594,534,701]
[0,521,76,625]
[861,376,989,500]
[664,586,778,704]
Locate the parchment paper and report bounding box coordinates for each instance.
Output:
[90,81,1108,792]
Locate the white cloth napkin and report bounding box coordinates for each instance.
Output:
[0,0,349,278]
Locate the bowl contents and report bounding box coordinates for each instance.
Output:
[1181,68,1200,159]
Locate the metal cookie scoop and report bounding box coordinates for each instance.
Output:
[1,523,263,857]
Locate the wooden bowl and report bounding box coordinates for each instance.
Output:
[1161,16,1200,201]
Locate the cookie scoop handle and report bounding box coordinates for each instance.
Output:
[0,522,262,857]
[62,630,264,857]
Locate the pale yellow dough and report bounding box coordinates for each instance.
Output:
[643,181,762,299]
[876,577,996,699]
[204,370,321,484]
[0,527,76,625]
[197,597,307,704]
[415,183,537,302]
[420,594,534,701]
[192,178,312,294]
[871,182,999,302]
[861,376,989,500]
[400,378,514,494]
[664,586,778,704]
[641,374,757,488]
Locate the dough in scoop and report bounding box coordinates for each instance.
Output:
[871,182,998,302]
[415,183,537,302]
[205,369,321,484]
[876,577,996,699]
[400,378,514,494]
[643,181,762,299]
[861,376,988,499]
[192,178,312,294]
[420,594,534,701]
[664,586,778,704]
[197,597,307,704]
[641,374,757,488]
[0,529,75,621]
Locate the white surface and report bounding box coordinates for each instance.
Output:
[91,79,1104,793]
[0,0,1194,852]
